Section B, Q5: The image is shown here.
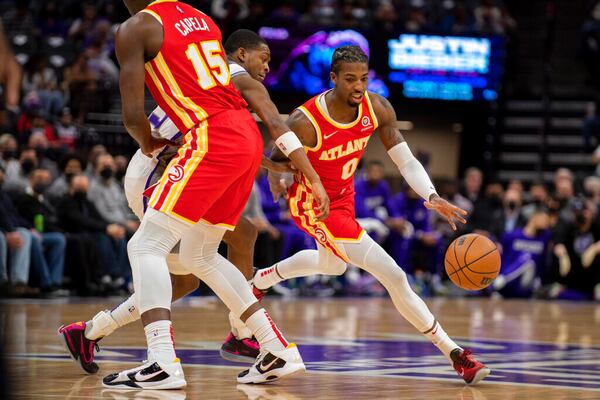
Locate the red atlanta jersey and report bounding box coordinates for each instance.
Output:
[295,90,379,206]
[142,0,247,133]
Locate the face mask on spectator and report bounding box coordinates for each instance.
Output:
[100,167,113,180]
[33,182,49,194]
[507,201,518,211]
[2,150,16,160]
[35,146,47,158]
[74,190,87,200]
[575,213,587,226]
[22,159,35,175]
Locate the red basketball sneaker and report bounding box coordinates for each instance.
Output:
[58,321,100,374]
[451,348,490,385]
[220,333,260,363]
[252,285,267,302]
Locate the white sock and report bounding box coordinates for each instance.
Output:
[244,309,288,353]
[253,264,284,290]
[111,295,140,326]
[229,311,253,340]
[145,320,176,364]
[423,320,460,362]
[254,249,331,290]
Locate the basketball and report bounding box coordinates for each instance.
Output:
[445,233,501,291]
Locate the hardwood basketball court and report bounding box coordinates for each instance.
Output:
[2,297,599,399]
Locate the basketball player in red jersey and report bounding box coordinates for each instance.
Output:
[253,46,491,385]
[58,30,289,375]
[102,0,329,389]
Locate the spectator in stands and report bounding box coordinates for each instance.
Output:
[582,98,600,151]
[28,133,59,179]
[391,186,445,295]
[267,0,300,26]
[493,207,551,298]
[62,53,98,122]
[552,198,600,300]
[489,188,527,240]
[355,160,394,243]
[522,181,550,219]
[53,108,79,150]
[474,0,504,34]
[21,54,64,117]
[584,175,600,212]
[468,181,504,236]
[13,167,67,297]
[1,0,37,40]
[373,1,400,34]
[339,0,371,30]
[0,165,35,297]
[47,153,84,205]
[301,0,339,28]
[68,2,103,46]
[88,153,138,233]
[37,1,68,38]
[211,0,250,35]
[59,174,129,293]
[553,168,577,223]
[4,147,37,195]
[438,0,474,34]
[461,167,484,204]
[84,23,118,87]
[84,144,107,177]
[405,2,430,33]
[243,1,268,32]
[0,134,18,175]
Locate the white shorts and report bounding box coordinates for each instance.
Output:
[124,149,190,276]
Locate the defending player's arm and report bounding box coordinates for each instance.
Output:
[233,74,329,220]
[115,14,174,157]
[267,110,319,201]
[370,93,467,231]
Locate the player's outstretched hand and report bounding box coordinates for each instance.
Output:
[262,157,296,174]
[312,180,330,221]
[424,195,467,231]
[140,136,176,157]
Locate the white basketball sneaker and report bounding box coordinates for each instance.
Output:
[102,358,186,390]
[237,343,305,384]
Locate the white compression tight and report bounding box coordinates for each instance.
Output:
[254,233,460,361]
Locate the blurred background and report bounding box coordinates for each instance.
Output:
[0,0,599,305]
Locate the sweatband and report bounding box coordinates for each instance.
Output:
[275,131,303,157]
[388,142,437,201]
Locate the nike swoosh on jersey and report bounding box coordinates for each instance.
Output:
[324,131,339,139]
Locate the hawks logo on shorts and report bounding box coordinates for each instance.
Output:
[167,164,185,183]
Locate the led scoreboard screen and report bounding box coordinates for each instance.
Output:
[258,27,505,103]
[387,34,505,101]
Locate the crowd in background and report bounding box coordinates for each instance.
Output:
[0,0,599,302]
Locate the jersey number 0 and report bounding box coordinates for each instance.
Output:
[186,40,230,90]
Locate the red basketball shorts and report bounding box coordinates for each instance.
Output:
[146,109,263,228]
[288,181,365,262]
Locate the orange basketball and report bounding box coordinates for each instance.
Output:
[444,233,501,291]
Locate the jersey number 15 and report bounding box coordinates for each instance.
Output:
[186,40,230,90]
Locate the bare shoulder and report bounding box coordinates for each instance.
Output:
[287,109,317,147]
[368,91,396,124]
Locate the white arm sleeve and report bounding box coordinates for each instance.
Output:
[387,142,437,201]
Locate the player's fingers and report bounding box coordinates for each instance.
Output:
[423,201,433,209]
[448,218,457,231]
[454,213,467,224]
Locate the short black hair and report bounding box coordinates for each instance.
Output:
[331,45,369,74]
[223,29,267,55]
[58,153,86,173]
[366,160,384,168]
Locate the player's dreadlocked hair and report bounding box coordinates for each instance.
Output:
[330,45,369,74]
[224,29,267,55]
